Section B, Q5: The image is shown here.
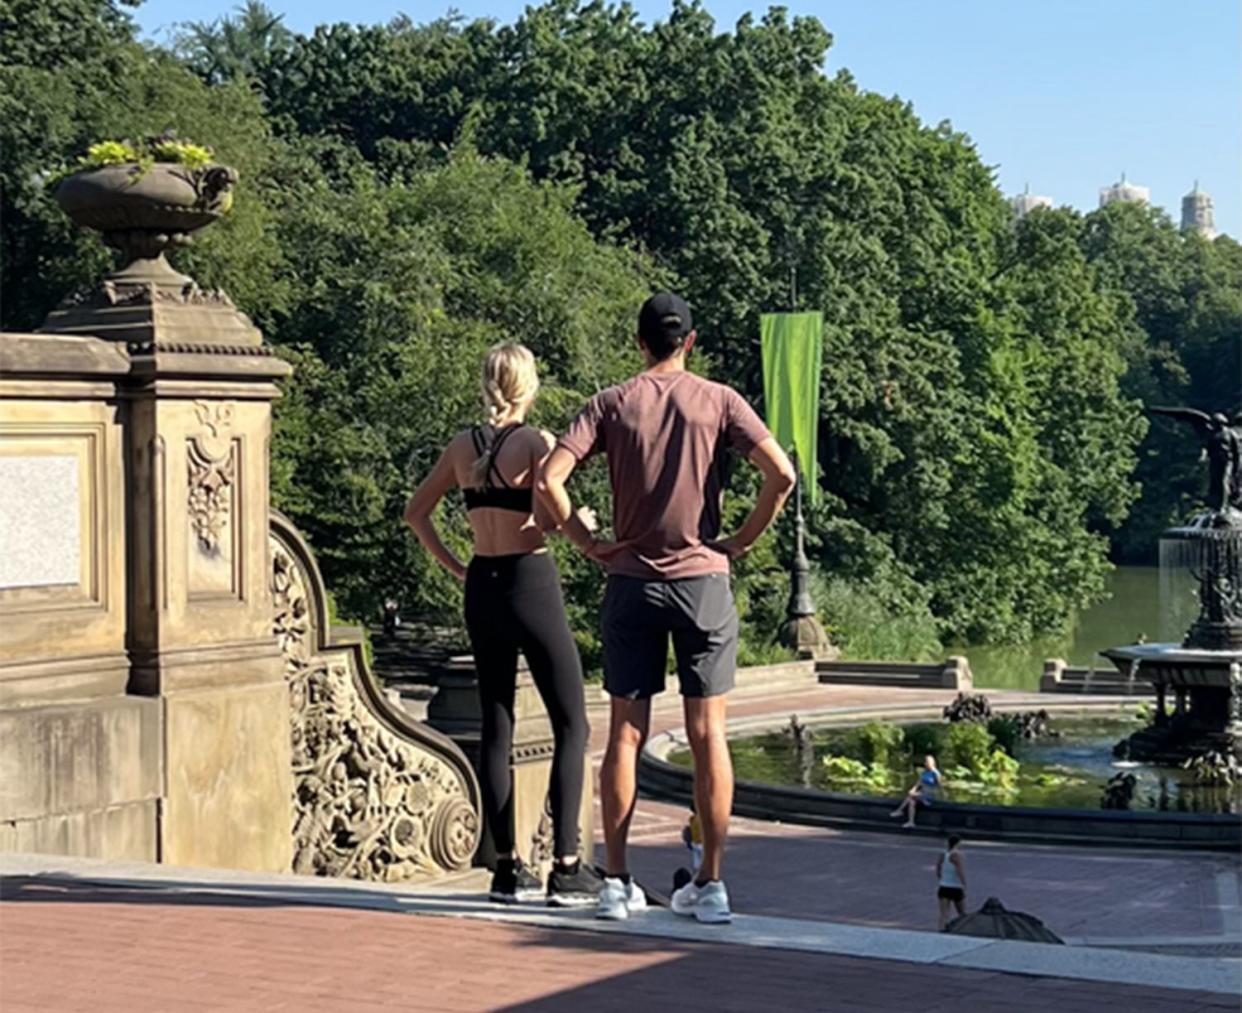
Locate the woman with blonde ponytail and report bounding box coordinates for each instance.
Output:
[404,342,602,907]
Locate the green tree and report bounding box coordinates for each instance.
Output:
[1079,202,1242,559]
[0,0,279,331]
[174,1,293,85]
[241,1,1147,643]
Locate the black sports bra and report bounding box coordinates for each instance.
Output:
[463,424,534,514]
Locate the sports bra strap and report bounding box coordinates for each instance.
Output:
[485,424,523,490]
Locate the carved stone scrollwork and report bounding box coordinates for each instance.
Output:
[271,512,482,881]
[529,796,554,868]
[188,401,235,553]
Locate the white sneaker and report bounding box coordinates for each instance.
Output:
[671,879,732,924]
[596,877,648,921]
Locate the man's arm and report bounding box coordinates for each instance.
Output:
[535,447,596,553]
[716,437,797,559]
[533,434,597,547]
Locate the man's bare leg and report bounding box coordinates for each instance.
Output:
[600,696,651,876]
[683,694,732,882]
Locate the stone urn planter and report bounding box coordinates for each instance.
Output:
[54,161,237,289]
[42,159,260,345]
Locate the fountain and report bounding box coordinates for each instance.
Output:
[1109,407,1242,766]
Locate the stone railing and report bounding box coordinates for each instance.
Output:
[1039,658,1155,696]
[270,510,481,881]
[816,657,973,691]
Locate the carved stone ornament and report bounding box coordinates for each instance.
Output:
[272,520,481,880]
[187,401,236,553]
[529,795,555,868]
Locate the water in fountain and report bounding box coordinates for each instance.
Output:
[1158,534,1202,642]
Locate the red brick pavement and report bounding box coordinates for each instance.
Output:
[0,878,1233,1013]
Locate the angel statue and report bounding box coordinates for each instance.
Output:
[1151,407,1242,516]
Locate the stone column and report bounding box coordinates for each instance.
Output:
[0,334,160,858]
[38,206,294,870]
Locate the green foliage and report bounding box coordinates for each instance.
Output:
[942,721,996,774]
[3,0,1228,657]
[986,715,1020,757]
[228,1,1157,643]
[943,721,1019,787]
[811,571,941,661]
[1078,202,1242,560]
[173,1,294,85]
[901,723,945,761]
[821,754,893,791]
[846,720,905,768]
[0,4,276,330]
[1034,769,1084,788]
[56,136,218,184]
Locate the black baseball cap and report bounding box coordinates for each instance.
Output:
[638,291,694,348]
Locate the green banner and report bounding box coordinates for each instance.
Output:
[761,311,823,503]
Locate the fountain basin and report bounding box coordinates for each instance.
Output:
[639,702,1242,850]
[1104,643,1239,687]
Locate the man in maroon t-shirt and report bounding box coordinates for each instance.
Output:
[538,292,796,924]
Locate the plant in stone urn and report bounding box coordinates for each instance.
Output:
[53,135,237,291]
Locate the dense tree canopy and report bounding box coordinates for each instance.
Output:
[3,0,1236,657]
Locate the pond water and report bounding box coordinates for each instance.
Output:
[951,566,1195,690]
[669,714,1241,814]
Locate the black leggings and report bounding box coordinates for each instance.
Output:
[464,552,589,858]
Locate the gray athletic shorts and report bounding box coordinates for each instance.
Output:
[601,572,739,700]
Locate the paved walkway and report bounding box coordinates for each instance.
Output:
[1,859,1237,1012]
[587,682,1242,955]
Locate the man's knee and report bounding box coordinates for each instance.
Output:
[606,699,651,754]
[684,696,728,750]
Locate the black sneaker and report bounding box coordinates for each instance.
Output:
[489,858,543,904]
[546,860,605,908]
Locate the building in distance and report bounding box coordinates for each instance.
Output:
[1180,182,1217,239]
[1099,173,1150,207]
[1011,184,1054,219]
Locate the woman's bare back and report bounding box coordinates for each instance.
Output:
[449,425,553,557]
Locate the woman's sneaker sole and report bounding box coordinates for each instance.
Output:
[547,892,600,909]
[489,888,544,904]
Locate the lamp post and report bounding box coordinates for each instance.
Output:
[779,447,834,659]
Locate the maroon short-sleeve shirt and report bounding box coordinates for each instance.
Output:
[558,371,772,580]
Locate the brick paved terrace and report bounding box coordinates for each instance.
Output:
[1,872,1238,1013]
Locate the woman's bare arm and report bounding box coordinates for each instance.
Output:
[403,442,467,581]
[951,852,966,889]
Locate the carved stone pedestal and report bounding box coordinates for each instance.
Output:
[428,657,594,872]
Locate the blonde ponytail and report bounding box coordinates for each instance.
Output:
[470,342,539,488]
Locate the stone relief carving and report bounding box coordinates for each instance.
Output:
[272,529,479,880]
[529,796,554,868]
[187,402,235,553]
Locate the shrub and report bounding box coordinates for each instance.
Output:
[943,722,995,774]
[902,723,945,761]
[821,754,894,791]
[987,716,1021,757]
[847,721,905,768]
